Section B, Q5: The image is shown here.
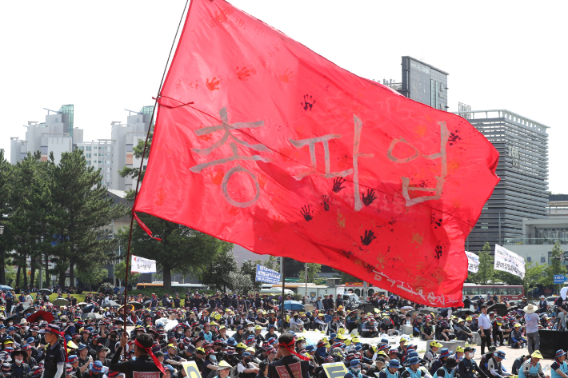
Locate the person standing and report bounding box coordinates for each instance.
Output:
[40,325,66,378]
[524,304,540,354]
[478,305,492,355]
[109,332,164,378]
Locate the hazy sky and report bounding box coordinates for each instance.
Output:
[1,1,566,192]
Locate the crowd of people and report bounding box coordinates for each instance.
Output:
[0,288,564,378]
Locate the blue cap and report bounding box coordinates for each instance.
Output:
[227,337,236,347]
[77,344,87,351]
[388,359,401,369]
[439,348,451,358]
[350,359,361,367]
[91,361,104,373]
[164,365,175,373]
[495,351,506,360]
[408,356,420,365]
[407,351,419,358]
[305,345,316,352]
[242,352,252,358]
[26,337,35,344]
[7,327,15,332]
[354,345,362,351]
[0,325,5,329]
[557,350,567,358]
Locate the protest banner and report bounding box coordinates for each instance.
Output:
[131,255,157,274]
[494,244,525,279]
[255,264,281,284]
[465,251,480,273]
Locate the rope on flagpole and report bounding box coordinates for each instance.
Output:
[121,0,191,349]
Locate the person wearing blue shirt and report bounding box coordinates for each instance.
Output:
[401,356,428,378]
[433,357,458,378]
[518,351,549,378]
[551,350,568,378]
[378,359,400,378]
[345,359,367,378]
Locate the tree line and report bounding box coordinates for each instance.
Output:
[0,149,127,288]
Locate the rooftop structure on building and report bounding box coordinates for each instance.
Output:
[457,109,549,253]
[10,105,82,165]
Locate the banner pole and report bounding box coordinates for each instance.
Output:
[120,0,190,355]
[280,257,286,333]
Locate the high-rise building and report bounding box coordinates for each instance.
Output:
[399,56,449,110]
[10,105,83,165]
[456,109,549,252]
[77,105,153,190]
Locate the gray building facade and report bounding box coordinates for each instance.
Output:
[457,110,549,253]
[400,56,448,110]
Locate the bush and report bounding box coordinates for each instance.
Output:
[98,282,115,295]
[292,294,303,301]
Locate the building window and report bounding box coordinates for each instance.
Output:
[541,256,546,263]
[126,144,133,152]
[527,257,531,262]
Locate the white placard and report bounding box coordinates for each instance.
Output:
[131,255,157,273]
[465,251,479,273]
[494,244,525,279]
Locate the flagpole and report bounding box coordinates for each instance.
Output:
[121,0,190,347]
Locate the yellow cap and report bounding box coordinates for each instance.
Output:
[400,337,408,342]
[255,325,262,330]
[246,347,255,353]
[196,347,205,354]
[514,323,521,328]
[532,351,543,359]
[167,344,176,349]
[430,341,443,348]
[236,343,247,349]
[67,341,78,349]
[456,346,464,353]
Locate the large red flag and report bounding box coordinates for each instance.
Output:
[134,0,499,306]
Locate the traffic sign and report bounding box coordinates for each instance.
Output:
[554,274,566,284]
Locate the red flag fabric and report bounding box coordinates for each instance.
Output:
[134,0,499,306]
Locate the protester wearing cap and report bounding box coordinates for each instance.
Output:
[10,349,30,378]
[432,356,459,378]
[345,359,363,378]
[237,351,258,378]
[424,341,442,366]
[84,361,106,378]
[517,351,549,378]
[40,325,66,378]
[77,345,92,374]
[401,356,427,378]
[22,345,37,369]
[510,324,527,349]
[551,350,568,378]
[524,304,541,354]
[377,359,401,378]
[487,351,510,378]
[268,333,309,378]
[109,332,164,378]
[429,348,452,376]
[458,347,486,378]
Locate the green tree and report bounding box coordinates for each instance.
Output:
[339,271,363,284]
[51,150,128,287]
[115,260,141,284]
[523,262,545,297]
[9,152,54,288]
[228,271,253,294]
[240,260,263,290]
[119,135,233,290]
[542,241,566,287]
[76,267,108,290]
[297,263,322,283]
[468,243,494,284]
[0,150,14,285]
[199,248,238,291]
[261,256,280,272]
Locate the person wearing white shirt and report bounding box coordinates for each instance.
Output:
[478,305,492,355]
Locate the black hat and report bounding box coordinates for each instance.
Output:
[445,357,458,368]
